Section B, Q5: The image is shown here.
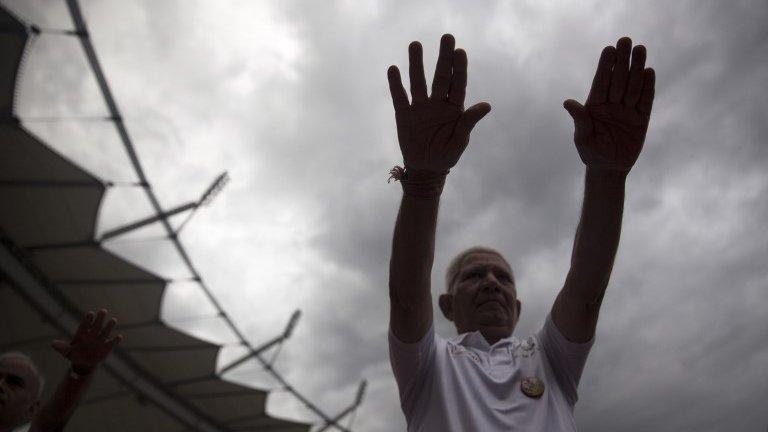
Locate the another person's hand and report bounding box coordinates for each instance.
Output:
[387,34,491,174]
[51,309,123,376]
[563,37,656,172]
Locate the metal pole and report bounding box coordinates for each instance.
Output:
[63,2,354,430]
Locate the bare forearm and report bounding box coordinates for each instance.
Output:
[30,367,94,432]
[390,193,440,309]
[386,34,490,342]
[564,167,627,304]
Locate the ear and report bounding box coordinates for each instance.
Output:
[513,299,522,326]
[25,399,40,421]
[438,293,454,321]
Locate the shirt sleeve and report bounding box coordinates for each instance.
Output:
[536,313,594,406]
[388,321,436,419]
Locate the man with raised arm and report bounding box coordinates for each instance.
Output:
[0,309,123,432]
[386,34,655,430]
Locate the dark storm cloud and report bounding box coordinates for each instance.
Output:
[4,0,767,430]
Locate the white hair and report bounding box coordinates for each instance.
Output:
[0,352,45,398]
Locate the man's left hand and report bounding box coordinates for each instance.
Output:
[563,37,656,172]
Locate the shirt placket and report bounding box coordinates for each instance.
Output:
[488,345,510,375]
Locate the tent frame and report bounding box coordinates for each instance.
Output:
[4,1,365,429]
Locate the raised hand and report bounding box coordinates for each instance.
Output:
[563,37,655,172]
[387,34,491,173]
[51,309,123,375]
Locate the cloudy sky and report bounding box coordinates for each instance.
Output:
[3,0,767,430]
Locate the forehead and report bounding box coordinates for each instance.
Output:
[460,252,512,274]
[0,357,38,382]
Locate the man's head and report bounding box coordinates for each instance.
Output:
[439,246,521,344]
[0,352,43,429]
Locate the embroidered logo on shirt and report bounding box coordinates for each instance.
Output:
[515,336,539,358]
[448,343,481,363]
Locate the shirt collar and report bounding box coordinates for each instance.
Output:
[454,330,519,351]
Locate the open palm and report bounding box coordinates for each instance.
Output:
[564,37,656,172]
[387,34,491,173]
[51,309,123,373]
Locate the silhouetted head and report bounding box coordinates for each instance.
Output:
[0,352,43,430]
[439,246,521,345]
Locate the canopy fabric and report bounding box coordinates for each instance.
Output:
[0,5,309,432]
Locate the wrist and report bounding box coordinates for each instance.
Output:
[585,167,627,199]
[70,364,96,377]
[389,166,448,200]
[586,166,628,183]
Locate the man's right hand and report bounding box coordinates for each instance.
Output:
[51,309,122,376]
[387,34,491,173]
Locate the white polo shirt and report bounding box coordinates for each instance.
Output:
[389,314,594,431]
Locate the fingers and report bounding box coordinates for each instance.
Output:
[447,49,467,107]
[387,66,409,112]
[51,340,71,356]
[73,310,95,340]
[430,34,455,101]
[99,318,117,339]
[454,102,491,141]
[93,309,107,331]
[586,46,616,106]
[623,45,647,107]
[608,37,632,103]
[408,42,428,103]
[637,67,655,115]
[76,309,119,340]
[563,99,594,140]
[107,334,124,350]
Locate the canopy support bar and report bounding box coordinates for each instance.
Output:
[99,202,197,242]
[219,310,301,375]
[316,380,367,432]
